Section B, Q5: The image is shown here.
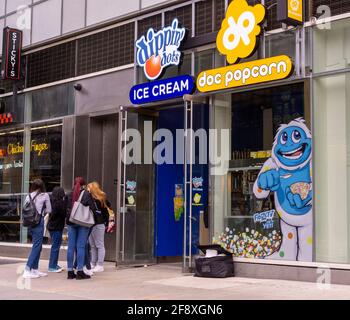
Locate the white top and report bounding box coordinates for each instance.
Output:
[24,192,52,215]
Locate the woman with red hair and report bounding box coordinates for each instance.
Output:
[66,177,95,280]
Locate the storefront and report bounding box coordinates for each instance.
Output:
[1,0,350,283]
[117,0,350,284]
[0,84,74,244]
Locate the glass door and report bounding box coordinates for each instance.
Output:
[183,98,209,272]
[117,108,156,265]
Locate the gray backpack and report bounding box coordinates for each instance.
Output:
[22,193,41,227]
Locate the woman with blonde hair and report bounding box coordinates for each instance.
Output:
[87,182,110,272]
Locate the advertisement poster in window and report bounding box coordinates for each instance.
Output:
[210,0,312,262]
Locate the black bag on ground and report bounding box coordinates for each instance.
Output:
[22,193,41,228]
[194,245,234,278]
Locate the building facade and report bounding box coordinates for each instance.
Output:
[0,0,350,283]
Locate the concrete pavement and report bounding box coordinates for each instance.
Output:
[0,256,350,300]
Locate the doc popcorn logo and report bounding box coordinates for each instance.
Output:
[197,0,293,93]
[217,0,266,64]
[290,0,300,11]
[136,19,186,80]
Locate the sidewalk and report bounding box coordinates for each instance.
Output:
[0,257,350,300]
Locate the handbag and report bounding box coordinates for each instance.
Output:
[22,193,41,228]
[69,190,95,227]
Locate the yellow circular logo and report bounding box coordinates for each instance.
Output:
[217,0,266,65]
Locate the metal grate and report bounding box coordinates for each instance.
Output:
[165,4,193,36]
[27,41,76,88]
[215,0,226,31]
[138,14,162,38]
[195,0,213,36]
[77,22,135,76]
[313,0,350,17]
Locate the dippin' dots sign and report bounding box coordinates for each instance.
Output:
[197,56,293,92]
[136,19,186,80]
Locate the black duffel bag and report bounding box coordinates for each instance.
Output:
[194,245,234,278]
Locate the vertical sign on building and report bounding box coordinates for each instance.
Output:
[277,0,304,26]
[1,27,23,80]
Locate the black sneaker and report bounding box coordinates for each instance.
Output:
[76,270,91,280]
[67,271,76,280]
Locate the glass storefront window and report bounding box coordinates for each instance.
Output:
[212,83,307,260]
[314,74,350,264]
[313,18,350,73]
[265,30,296,61]
[28,123,63,192]
[1,93,25,125]
[25,83,74,123]
[0,82,71,244]
[0,121,63,243]
[0,127,24,242]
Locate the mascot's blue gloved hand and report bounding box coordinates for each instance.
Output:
[257,169,280,192]
[286,187,312,209]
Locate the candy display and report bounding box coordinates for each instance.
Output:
[213,227,282,259]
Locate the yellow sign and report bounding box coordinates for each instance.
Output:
[7,141,49,156]
[31,140,49,156]
[217,0,266,64]
[197,55,293,93]
[288,0,303,23]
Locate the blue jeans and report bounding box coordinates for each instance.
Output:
[49,230,63,269]
[73,227,92,270]
[67,225,90,271]
[26,216,44,270]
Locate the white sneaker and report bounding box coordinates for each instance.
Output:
[83,266,94,276]
[32,269,48,277]
[22,270,40,279]
[92,265,104,273]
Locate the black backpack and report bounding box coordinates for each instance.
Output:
[22,193,41,228]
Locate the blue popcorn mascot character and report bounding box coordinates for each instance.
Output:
[253,118,312,261]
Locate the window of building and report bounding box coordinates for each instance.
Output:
[138,14,162,38]
[195,0,213,36]
[313,0,350,17]
[313,18,350,74]
[77,22,135,76]
[25,83,74,123]
[28,122,62,193]
[314,73,350,264]
[0,127,24,242]
[212,83,308,260]
[165,5,192,36]
[27,41,76,88]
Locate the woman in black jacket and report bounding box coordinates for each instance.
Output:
[48,187,67,273]
[66,177,96,280]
